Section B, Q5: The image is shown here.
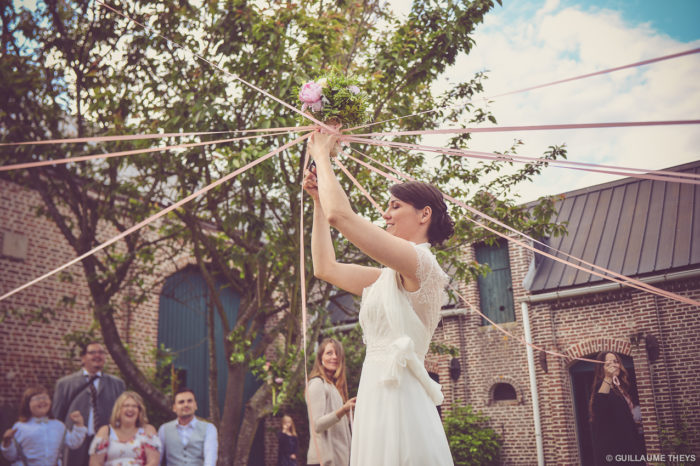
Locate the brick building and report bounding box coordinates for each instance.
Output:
[430,160,700,464]
[0,176,172,408]
[264,161,700,465]
[3,160,699,465]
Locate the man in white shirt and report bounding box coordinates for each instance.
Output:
[158,388,218,466]
[53,341,125,466]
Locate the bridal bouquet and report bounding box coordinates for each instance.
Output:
[297,71,368,127]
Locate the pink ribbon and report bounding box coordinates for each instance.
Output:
[343,136,700,185]
[347,47,700,132]
[0,131,297,172]
[0,126,313,147]
[335,151,603,364]
[351,120,700,138]
[97,2,335,133]
[341,148,700,307]
[0,132,311,302]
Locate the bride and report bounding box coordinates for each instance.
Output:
[303,129,455,465]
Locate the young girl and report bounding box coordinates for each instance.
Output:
[277,415,299,466]
[1,385,86,466]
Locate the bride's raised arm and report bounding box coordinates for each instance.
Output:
[307,130,423,290]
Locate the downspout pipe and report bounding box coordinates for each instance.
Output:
[521,301,545,466]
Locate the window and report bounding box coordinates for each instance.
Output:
[492,383,517,401]
[475,241,515,325]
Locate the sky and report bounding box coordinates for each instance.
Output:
[390,0,700,202]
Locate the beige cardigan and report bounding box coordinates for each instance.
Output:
[306,377,352,466]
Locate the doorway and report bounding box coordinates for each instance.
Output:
[569,353,642,465]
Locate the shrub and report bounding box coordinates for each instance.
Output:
[443,405,501,466]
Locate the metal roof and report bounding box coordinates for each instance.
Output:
[527,161,700,293]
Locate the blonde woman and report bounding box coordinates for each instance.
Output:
[89,391,160,466]
[306,338,355,466]
[277,415,299,466]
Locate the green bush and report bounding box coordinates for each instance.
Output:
[443,405,501,466]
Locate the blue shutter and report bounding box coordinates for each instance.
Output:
[475,242,515,325]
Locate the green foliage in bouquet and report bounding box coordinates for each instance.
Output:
[297,70,369,127]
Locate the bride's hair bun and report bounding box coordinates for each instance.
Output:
[389,181,454,245]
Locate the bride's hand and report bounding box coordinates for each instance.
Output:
[302,166,320,201]
[308,125,341,162]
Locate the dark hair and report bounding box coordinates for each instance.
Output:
[173,387,196,403]
[80,341,103,356]
[390,181,454,245]
[18,385,52,422]
[588,351,632,423]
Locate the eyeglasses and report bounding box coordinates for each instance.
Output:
[86,350,107,356]
[30,394,51,402]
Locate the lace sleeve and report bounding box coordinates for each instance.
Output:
[407,244,448,330]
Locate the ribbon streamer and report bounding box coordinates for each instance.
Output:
[344,136,700,185]
[0,133,311,303]
[0,131,296,172]
[335,150,603,364]
[347,47,700,132]
[0,126,313,147]
[351,119,700,143]
[97,2,336,133]
[341,147,700,307]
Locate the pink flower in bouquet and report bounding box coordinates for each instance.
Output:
[300,81,323,112]
[275,377,284,384]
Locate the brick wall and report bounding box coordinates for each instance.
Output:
[438,237,700,465]
[0,178,182,412]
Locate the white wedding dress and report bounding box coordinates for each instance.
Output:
[350,243,454,466]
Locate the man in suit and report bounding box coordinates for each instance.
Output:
[158,387,218,466]
[53,341,125,466]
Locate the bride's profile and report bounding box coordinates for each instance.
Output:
[303,128,454,465]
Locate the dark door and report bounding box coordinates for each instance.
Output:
[158,267,253,416]
[570,353,641,465]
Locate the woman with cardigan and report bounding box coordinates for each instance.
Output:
[589,352,645,465]
[306,338,355,466]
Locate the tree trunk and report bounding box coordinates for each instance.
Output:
[234,383,273,466]
[207,297,221,426]
[88,280,170,413]
[218,363,246,466]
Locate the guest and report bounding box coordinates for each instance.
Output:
[53,341,125,466]
[88,391,160,466]
[306,338,355,466]
[158,387,217,466]
[277,415,299,466]
[589,352,645,465]
[1,385,87,465]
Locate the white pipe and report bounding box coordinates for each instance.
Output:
[522,268,700,303]
[440,307,468,317]
[521,301,545,466]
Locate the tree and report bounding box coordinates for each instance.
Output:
[1,0,567,463]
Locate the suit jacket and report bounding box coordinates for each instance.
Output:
[52,370,126,431]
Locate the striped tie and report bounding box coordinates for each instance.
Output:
[88,375,100,428]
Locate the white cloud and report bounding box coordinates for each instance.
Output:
[434,1,700,202]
